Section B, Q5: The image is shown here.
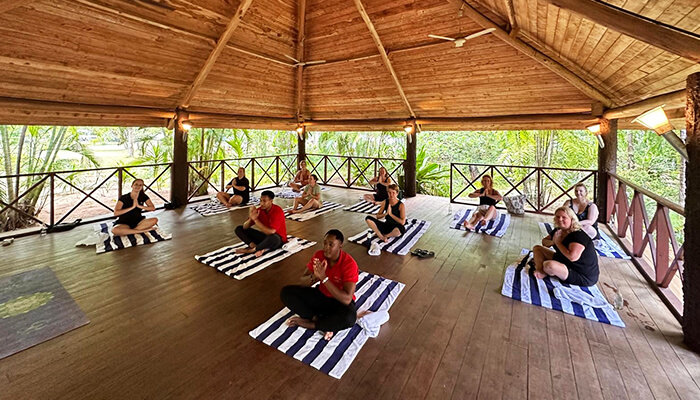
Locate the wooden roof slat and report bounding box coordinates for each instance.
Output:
[295,0,307,121]
[603,88,685,120]
[0,0,25,14]
[179,0,255,108]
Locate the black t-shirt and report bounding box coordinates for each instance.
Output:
[229,177,250,203]
[478,188,499,206]
[384,200,403,227]
[551,228,599,285]
[116,192,150,224]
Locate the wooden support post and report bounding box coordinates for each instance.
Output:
[405,132,417,197]
[297,129,306,169]
[170,109,189,208]
[597,118,617,223]
[684,72,700,351]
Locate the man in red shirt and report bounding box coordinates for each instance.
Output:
[281,229,359,340]
[234,190,288,257]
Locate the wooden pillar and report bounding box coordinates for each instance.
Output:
[684,72,700,351]
[170,109,189,208]
[297,128,306,167]
[596,118,617,223]
[405,131,417,197]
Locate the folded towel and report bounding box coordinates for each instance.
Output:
[368,242,381,256]
[553,286,610,308]
[357,311,390,338]
[282,237,299,250]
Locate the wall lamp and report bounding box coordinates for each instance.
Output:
[296,123,306,140]
[632,105,688,161]
[586,123,605,148]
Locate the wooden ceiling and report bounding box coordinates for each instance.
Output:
[0,0,697,130]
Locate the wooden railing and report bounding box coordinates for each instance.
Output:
[607,173,685,319]
[0,163,171,235]
[450,163,597,213]
[304,154,405,191]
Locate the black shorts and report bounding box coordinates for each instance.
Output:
[365,216,406,235]
[115,216,145,229]
[563,266,597,287]
[373,193,387,202]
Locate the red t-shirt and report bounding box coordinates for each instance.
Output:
[253,204,287,243]
[307,250,359,300]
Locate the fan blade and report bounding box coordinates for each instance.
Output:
[284,54,300,63]
[304,60,326,66]
[428,34,455,41]
[464,28,496,41]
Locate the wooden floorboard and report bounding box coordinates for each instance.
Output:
[1,188,699,399]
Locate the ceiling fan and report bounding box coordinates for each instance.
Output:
[284,55,326,67]
[428,27,496,47]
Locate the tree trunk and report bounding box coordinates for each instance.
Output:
[627,130,635,169]
[0,126,16,202]
[15,125,27,196]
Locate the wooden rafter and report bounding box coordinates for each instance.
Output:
[604,89,686,120]
[353,0,416,118]
[449,0,615,108]
[295,0,307,121]
[0,0,25,14]
[179,0,255,108]
[543,0,700,64]
[503,0,519,37]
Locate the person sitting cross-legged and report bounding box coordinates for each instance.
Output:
[234,190,287,257]
[290,174,322,214]
[363,166,392,205]
[290,160,311,192]
[216,167,250,207]
[364,184,406,243]
[112,178,158,236]
[531,206,599,286]
[281,229,358,341]
[463,174,502,231]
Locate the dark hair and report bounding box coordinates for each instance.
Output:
[132,178,146,196]
[261,190,275,200]
[310,174,318,181]
[388,183,400,192]
[325,229,344,243]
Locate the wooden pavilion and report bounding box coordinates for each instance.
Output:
[1,0,700,398]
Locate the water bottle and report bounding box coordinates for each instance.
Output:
[40,226,47,237]
[447,202,453,215]
[613,291,624,310]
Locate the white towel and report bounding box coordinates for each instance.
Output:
[553,286,611,308]
[357,311,390,338]
[282,237,299,250]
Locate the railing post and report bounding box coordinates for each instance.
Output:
[347,157,351,187]
[449,163,453,202]
[117,168,123,199]
[631,192,644,257]
[655,205,671,285]
[276,157,280,185]
[536,168,542,212]
[597,118,617,223]
[324,156,328,183]
[49,173,55,226]
[251,158,256,190]
[220,161,225,192]
[617,182,629,238]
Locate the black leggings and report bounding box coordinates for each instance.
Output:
[234,226,283,252]
[365,216,406,236]
[280,286,357,333]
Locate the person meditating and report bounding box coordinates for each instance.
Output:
[363,166,392,204]
[563,183,600,240]
[290,160,311,192]
[281,229,358,341]
[112,179,158,236]
[364,184,406,243]
[463,174,502,230]
[290,174,322,214]
[234,190,287,257]
[216,167,250,207]
[531,206,599,286]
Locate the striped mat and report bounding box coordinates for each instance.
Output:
[194,236,316,280]
[95,222,171,254]
[344,200,381,214]
[275,186,328,199]
[249,271,405,379]
[284,201,344,221]
[449,209,511,237]
[539,222,630,259]
[502,250,624,327]
[190,196,260,216]
[348,218,430,256]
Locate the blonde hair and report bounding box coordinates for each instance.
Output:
[553,206,582,231]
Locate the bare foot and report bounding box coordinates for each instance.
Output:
[357,310,371,319]
[323,331,334,341]
[255,249,267,257]
[534,270,547,279]
[463,221,473,231]
[235,247,255,254]
[287,316,302,327]
[377,233,387,243]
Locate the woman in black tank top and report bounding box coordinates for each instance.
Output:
[463,175,502,231]
[112,179,158,236]
[564,183,599,240]
[363,167,392,204]
[365,184,406,242]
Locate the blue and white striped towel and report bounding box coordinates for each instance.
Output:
[190,196,260,216]
[348,218,430,256]
[249,271,405,379]
[195,236,316,280]
[501,250,625,327]
[284,202,344,221]
[450,209,510,237]
[539,222,630,259]
[344,200,381,214]
[94,222,171,254]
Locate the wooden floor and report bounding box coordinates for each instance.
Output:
[1,188,699,400]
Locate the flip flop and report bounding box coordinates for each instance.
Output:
[418,250,434,259]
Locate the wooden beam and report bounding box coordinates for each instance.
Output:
[543,0,700,63]
[503,0,519,37]
[0,0,25,14]
[603,89,686,120]
[0,97,173,118]
[295,0,307,121]
[449,0,615,108]
[353,0,416,118]
[179,0,255,108]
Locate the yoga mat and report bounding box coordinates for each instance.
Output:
[284,201,344,221]
[93,222,171,254]
[249,271,405,379]
[0,267,90,360]
[539,222,630,259]
[348,218,431,256]
[344,200,382,214]
[195,236,316,280]
[190,196,260,216]
[501,250,624,327]
[449,208,510,237]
